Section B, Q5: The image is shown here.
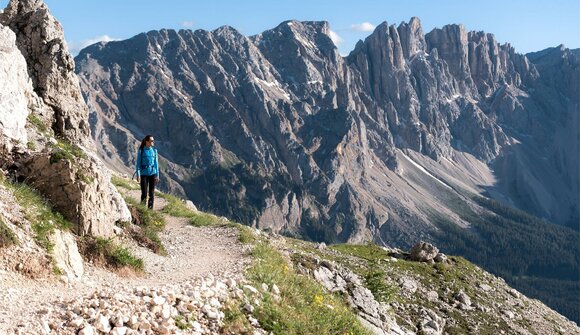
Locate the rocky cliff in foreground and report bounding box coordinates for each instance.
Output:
[0,0,130,277]
[75,16,580,322]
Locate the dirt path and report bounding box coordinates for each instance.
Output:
[0,190,249,334]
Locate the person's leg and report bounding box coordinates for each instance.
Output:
[147,175,156,209]
[140,176,148,204]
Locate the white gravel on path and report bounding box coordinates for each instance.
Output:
[0,190,250,334]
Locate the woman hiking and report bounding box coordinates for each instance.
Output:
[135,135,159,209]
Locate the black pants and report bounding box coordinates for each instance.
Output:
[140,175,156,209]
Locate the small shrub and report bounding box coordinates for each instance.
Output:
[82,237,144,272]
[221,301,253,334]
[174,316,190,330]
[124,198,166,255]
[364,266,398,303]
[238,225,256,244]
[27,113,48,133]
[0,220,18,248]
[76,171,94,184]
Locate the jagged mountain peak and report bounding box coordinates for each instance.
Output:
[254,19,336,54]
[75,15,579,323]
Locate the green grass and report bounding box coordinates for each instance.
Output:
[27,113,49,133]
[237,225,257,244]
[243,241,372,335]
[364,264,398,303]
[0,176,72,252]
[189,212,217,227]
[331,242,390,262]
[0,220,18,248]
[158,193,219,227]
[82,237,144,272]
[159,193,195,217]
[49,139,87,164]
[124,197,167,255]
[111,175,140,190]
[221,301,253,334]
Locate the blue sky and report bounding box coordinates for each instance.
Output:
[1,0,578,56]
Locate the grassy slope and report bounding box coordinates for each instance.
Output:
[427,187,580,325]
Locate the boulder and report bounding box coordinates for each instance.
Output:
[409,241,439,262]
[21,148,131,237]
[50,229,84,279]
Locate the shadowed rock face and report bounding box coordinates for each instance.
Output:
[76,18,579,240]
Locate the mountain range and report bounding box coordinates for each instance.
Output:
[74,18,579,322]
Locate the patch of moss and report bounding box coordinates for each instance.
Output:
[174,315,190,330]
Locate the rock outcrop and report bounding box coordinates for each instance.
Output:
[20,148,131,237]
[0,0,91,148]
[0,24,30,154]
[0,0,131,239]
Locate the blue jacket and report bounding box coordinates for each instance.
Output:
[136,147,159,177]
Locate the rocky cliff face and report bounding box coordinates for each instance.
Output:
[0,24,32,155]
[0,0,91,148]
[0,0,131,238]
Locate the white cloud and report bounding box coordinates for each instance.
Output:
[68,34,119,55]
[181,21,194,29]
[350,22,376,32]
[329,30,343,46]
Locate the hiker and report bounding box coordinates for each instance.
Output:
[135,135,159,209]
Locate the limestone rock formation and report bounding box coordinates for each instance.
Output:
[0,0,131,239]
[409,241,438,262]
[0,0,91,148]
[50,229,84,280]
[0,24,30,154]
[77,17,579,237]
[19,148,131,237]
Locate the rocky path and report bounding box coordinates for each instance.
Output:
[0,191,250,334]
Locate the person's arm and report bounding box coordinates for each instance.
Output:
[154,149,160,183]
[135,149,141,181]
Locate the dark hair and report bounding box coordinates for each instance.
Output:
[139,135,154,150]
